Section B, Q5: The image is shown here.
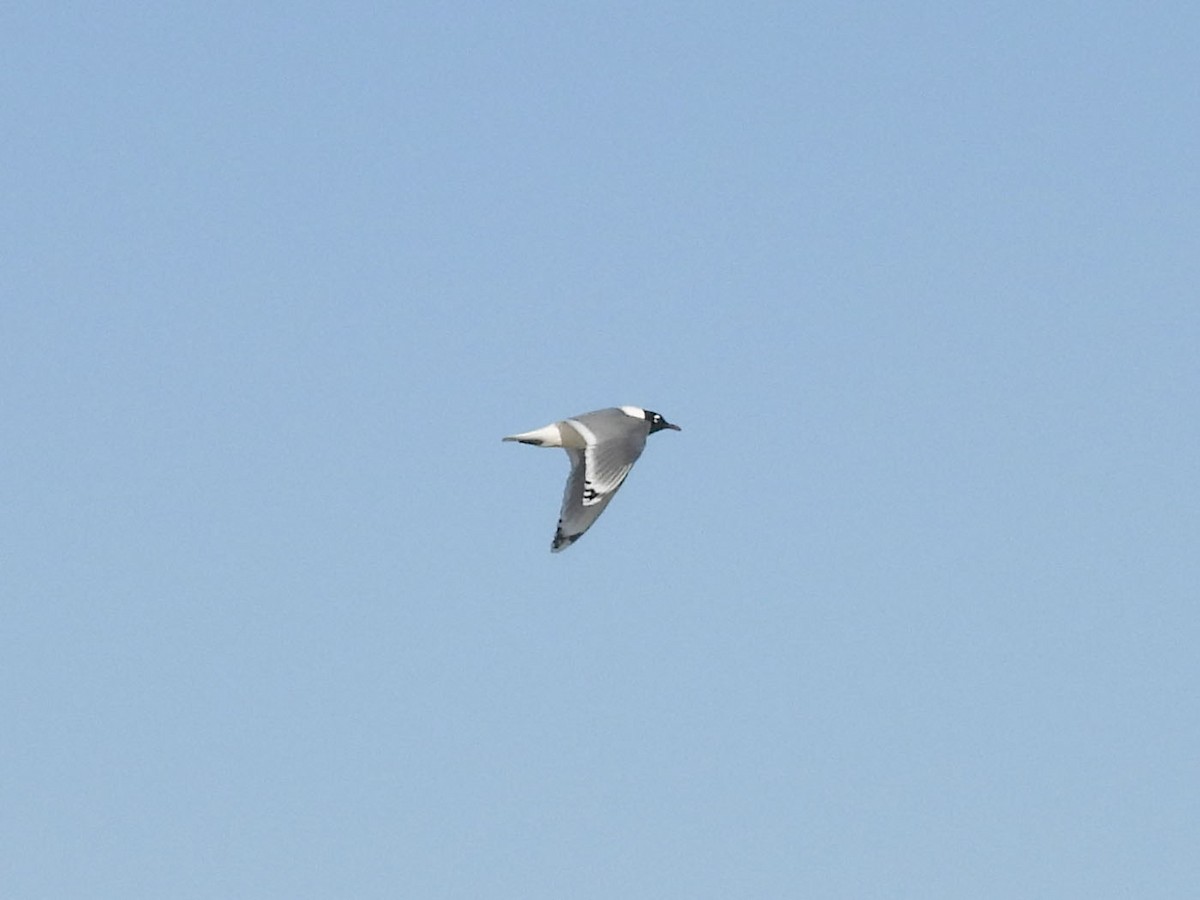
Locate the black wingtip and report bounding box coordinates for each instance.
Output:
[551,531,583,553]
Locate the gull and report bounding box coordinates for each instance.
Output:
[503,406,681,552]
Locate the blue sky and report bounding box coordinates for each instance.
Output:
[3,3,1198,897]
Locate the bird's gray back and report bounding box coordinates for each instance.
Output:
[567,407,649,442]
[564,409,650,482]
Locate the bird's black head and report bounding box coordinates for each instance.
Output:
[645,410,681,434]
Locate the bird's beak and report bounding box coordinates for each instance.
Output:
[665,422,681,431]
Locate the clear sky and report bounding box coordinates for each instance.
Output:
[3,3,1198,897]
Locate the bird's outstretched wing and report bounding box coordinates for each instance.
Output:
[551,426,648,552]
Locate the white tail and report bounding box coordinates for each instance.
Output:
[502,422,563,447]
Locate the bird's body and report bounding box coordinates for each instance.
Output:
[504,406,681,552]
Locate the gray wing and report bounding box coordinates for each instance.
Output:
[551,416,649,552]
